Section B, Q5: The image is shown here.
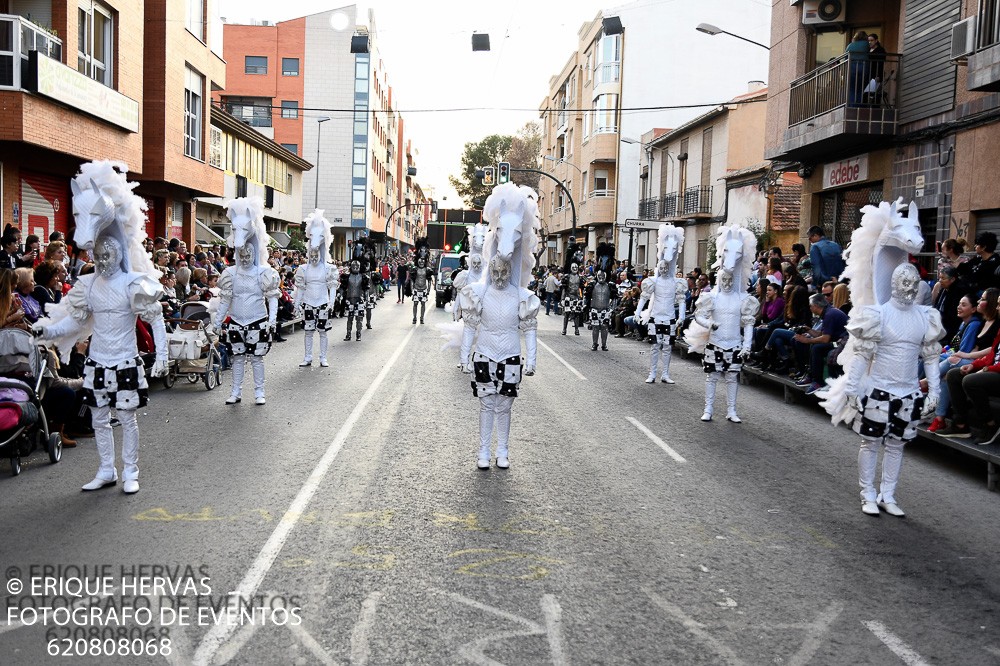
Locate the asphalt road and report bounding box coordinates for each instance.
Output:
[1,295,999,665]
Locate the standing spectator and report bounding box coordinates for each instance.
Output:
[32,260,63,315]
[544,270,561,315]
[807,226,845,287]
[381,261,391,292]
[866,33,887,100]
[846,31,869,107]
[395,260,408,303]
[957,231,1000,295]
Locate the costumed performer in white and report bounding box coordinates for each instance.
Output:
[213,197,280,405]
[684,225,759,422]
[636,224,686,383]
[33,160,169,494]
[459,183,540,469]
[817,200,939,517]
[294,209,338,367]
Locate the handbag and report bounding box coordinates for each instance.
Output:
[404,281,412,297]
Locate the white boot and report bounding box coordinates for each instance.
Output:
[725,373,741,422]
[660,346,674,383]
[478,396,494,468]
[495,396,513,468]
[702,373,718,421]
[319,330,329,367]
[120,410,139,493]
[227,357,245,404]
[858,437,880,515]
[877,440,906,516]
[250,356,266,405]
[646,343,660,383]
[83,405,117,490]
[300,331,313,366]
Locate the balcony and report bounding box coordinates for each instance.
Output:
[0,14,63,90]
[659,193,678,219]
[639,197,658,218]
[778,53,901,161]
[969,18,1000,91]
[682,186,712,216]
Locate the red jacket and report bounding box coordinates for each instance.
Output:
[971,329,1000,372]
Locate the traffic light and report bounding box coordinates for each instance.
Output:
[445,244,451,251]
[497,162,510,184]
[482,167,495,186]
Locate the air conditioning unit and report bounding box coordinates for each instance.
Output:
[951,16,977,63]
[802,0,847,25]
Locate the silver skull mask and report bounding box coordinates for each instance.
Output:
[658,260,670,276]
[718,271,735,293]
[489,256,512,289]
[238,244,255,268]
[891,263,921,306]
[469,254,484,272]
[308,247,321,265]
[596,270,607,284]
[570,263,579,275]
[94,237,123,278]
[350,260,360,274]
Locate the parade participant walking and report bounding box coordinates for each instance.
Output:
[410,256,434,325]
[636,224,686,383]
[685,225,759,422]
[459,183,539,469]
[340,260,369,341]
[213,197,280,406]
[561,261,584,335]
[34,160,169,494]
[585,270,616,351]
[294,210,338,368]
[818,200,940,517]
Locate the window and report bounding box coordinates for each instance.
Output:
[280,100,299,119]
[282,58,299,76]
[592,94,619,133]
[209,127,223,168]
[223,97,272,127]
[594,169,609,192]
[594,33,621,84]
[245,56,267,75]
[184,66,204,159]
[280,143,298,155]
[186,0,204,41]
[77,1,113,87]
[236,175,248,198]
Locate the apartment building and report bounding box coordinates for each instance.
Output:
[638,86,770,273]
[196,106,312,246]
[217,4,425,259]
[766,0,1000,252]
[0,0,224,246]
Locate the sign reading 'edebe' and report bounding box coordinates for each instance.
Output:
[822,154,869,190]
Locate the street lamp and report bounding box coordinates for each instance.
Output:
[695,23,770,50]
[541,154,584,176]
[314,116,331,209]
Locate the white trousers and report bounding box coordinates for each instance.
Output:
[704,371,739,416]
[648,342,672,378]
[302,330,328,362]
[91,405,139,481]
[231,355,266,399]
[858,437,906,504]
[478,394,514,458]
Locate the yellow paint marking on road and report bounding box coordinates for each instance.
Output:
[449,548,564,581]
[281,557,314,569]
[500,515,572,537]
[801,526,839,549]
[432,512,484,531]
[333,545,397,571]
[336,510,395,528]
[133,507,225,522]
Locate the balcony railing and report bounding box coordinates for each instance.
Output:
[639,197,658,218]
[594,62,620,85]
[659,193,678,218]
[590,188,615,198]
[788,52,901,126]
[682,186,712,215]
[0,14,63,89]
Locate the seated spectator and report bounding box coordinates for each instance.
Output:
[782,262,808,290]
[22,234,41,267]
[940,326,1000,443]
[748,281,785,360]
[696,274,710,294]
[175,266,191,303]
[44,241,67,266]
[153,249,170,272]
[831,283,852,315]
[13,267,42,324]
[789,294,849,393]
[933,265,969,340]
[762,285,811,374]
[188,267,208,301]
[32,260,63,316]
[0,269,29,331]
[924,291,987,432]
[767,257,784,286]
[790,243,808,268]
[159,269,181,320]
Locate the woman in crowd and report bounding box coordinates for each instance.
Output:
[925,290,990,432]
[32,260,63,316]
[13,267,42,325]
[767,257,784,286]
[957,231,1000,295]
[748,280,785,361]
[831,283,852,315]
[0,269,29,331]
[188,268,208,301]
[939,237,968,273]
[154,249,170,273]
[697,274,711,294]
[761,285,811,374]
[782,261,808,290]
[790,243,807,268]
[175,266,191,303]
[613,286,640,338]
[44,241,67,266]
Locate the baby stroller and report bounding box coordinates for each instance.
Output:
[0,328,61,476]
[162,301,221,390]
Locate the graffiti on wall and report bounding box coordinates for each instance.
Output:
[949,214,969,241]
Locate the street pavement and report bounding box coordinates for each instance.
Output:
[1,294,999,665]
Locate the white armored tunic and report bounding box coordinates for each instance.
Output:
[709,292,747,349]
[294,263,336,308]
[219,266,280,325]
[476,284,523,362]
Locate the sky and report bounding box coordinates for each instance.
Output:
[218,0,771,204]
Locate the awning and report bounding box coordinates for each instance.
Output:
[268,231,291,248]
[196,219,226,244]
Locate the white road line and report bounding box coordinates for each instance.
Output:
[289,623,338,666]
[863,621,931,666]
[538,339,587,381]
[350,591,383,665]
[192,327,417,666]
[541,594,569,666]
[627,417,686,463]
[642,587,745,666]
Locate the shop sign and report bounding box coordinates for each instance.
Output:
[27,52,139,133]
[822,155,868,190]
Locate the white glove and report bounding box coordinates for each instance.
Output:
[462,361,473,375]
[31,322,47,338]
[847,394,862,413]
[524,365,536,376]
[151,359,170,377]
[741,345,752,357]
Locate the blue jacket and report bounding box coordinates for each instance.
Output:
[810,238,844,285]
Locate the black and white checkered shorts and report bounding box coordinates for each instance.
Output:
[346,301,365,316]
[471,353,523,398]
[855,388,924,441]
[647,317,679,345]
[82,356,149,411]
[589,308,612,327]
[702,344,743,374]
[302,304,332,331]
[367,292,377,308]
[223,318,272,357]
[413,289,429,303]
[562,297,583,313]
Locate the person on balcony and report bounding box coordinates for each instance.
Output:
[846,31,869,107]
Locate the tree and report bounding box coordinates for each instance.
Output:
[507,121,542,191]
[449,134,513,208]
